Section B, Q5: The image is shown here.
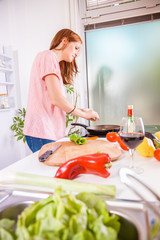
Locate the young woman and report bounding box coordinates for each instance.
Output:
[23,29,99,152]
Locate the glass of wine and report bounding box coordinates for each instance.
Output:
[119,117,145,174]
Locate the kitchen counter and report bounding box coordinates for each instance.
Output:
[1,138,160,202]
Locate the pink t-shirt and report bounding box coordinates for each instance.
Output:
[23,50,66,140]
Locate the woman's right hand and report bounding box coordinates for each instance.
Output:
[45,75,100,121]
[80,108,99,121]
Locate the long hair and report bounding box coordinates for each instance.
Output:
[49,29,82,85]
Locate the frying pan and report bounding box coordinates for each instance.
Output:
[71,123,120,136]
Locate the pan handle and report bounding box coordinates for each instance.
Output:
[71,123,88,129]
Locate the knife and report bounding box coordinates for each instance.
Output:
[39,143,62,162]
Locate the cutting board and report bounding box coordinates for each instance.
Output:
[38,140,122,166]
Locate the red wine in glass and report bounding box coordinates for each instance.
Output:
[120,133,144,149]
[119,117,145,174]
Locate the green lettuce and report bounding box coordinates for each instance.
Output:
[0,218,16,240]
[0,189,120,240]
[70,134,86,145]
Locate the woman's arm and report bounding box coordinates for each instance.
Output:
[45,74,99,121]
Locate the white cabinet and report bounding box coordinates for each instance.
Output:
[0,49,16,111]
[0,47,22,169]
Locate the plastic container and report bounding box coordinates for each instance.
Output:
[0,94,9,108]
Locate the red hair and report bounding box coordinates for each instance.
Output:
[50,29,82,85]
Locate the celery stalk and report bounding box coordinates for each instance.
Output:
[0,171,116,198]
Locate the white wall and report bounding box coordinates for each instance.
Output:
[0,0,86,168]
[0,1,10,50]
[9,0,71,107]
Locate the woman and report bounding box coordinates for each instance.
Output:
[23,29,99,152]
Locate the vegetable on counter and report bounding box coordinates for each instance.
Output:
[106,131,160,153]
[0,171,116,198]
[106,132,119,142]
[70,133,86,145]
[117,137,129,151]
[136,137,155,157]
[55,153,112,180]
[106,132,129,151]
[154,148,160,161]
[0,188,120,240]
[86,136,99,140]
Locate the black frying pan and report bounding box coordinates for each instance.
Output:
[71,123,120,136]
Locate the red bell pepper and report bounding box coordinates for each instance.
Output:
[54,153,112,180]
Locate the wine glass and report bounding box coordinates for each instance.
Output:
[119,117,145,174]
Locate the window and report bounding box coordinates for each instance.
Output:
[85,20,160,125]
[86,0,141,10]
[78,0,160,127]
[79,0,160,27]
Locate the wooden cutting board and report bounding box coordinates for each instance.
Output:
[38,140,122,166]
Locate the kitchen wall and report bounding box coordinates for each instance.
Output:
[0,0,86,169]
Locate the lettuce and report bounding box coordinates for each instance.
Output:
[70,134,86,145]
[0,218,16,240]
[0,189,120,240]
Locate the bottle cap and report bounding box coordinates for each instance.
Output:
[128,105,133,109]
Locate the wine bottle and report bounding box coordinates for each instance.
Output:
[127,105,134,133]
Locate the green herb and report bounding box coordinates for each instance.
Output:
[65,84,74,94]
[0,188,120,240]
[70,133,86,145]
[10,108,26,143]
[65,84,80,135]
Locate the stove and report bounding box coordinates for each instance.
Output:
[82,133,106,138]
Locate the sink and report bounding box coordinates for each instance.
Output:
[0,190,150,240]
[0,201,140,240]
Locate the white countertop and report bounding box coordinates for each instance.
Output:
[1,138,160,202]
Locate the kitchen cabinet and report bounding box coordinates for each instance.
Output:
[0,47,21,169]
[0,47,17,111]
